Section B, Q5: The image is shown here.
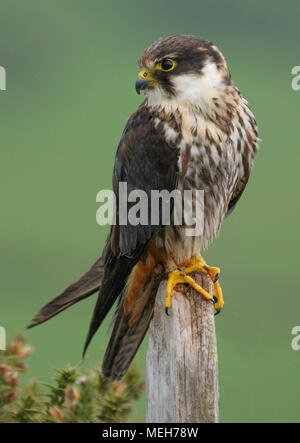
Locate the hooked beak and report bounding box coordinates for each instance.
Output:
[135,76,151,95]
[135,70,155,94]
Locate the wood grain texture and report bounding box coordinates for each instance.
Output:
[146,272,219,423]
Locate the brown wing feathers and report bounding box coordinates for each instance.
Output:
[27,256,104,329]
[28,104,179,381]
[82,105,179,373]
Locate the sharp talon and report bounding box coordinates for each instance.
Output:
[214,308,222,316]
[165,258,224,314]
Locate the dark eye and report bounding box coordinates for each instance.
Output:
[158,59,176,72]
[161,60,174,70]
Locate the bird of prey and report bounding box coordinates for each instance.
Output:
[28,35,259,381]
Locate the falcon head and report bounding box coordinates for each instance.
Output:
[136,35,232,110]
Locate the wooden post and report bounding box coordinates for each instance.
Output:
[146,272,219,423]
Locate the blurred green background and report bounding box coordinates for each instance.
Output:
[1,0,299,423]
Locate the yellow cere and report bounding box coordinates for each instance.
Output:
[138,70,151,79]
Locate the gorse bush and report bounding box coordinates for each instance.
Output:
[0,335,144,423]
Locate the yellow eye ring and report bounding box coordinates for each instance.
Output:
[156,58,176,72]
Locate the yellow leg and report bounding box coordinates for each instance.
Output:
[165,257,224,315]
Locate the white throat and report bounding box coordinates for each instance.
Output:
[146,59,224,114]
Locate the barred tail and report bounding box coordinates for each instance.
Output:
[102,271,161,381]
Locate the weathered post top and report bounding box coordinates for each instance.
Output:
[146,272,219,423]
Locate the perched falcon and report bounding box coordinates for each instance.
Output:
[28,35,259,380]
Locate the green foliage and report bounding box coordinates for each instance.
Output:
[0,336,144,423]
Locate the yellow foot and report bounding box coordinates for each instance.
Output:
[165,258,224,315]
[165,269,212,315]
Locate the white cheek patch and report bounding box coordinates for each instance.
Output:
[172,60,223,107]
[146,59,224,111]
